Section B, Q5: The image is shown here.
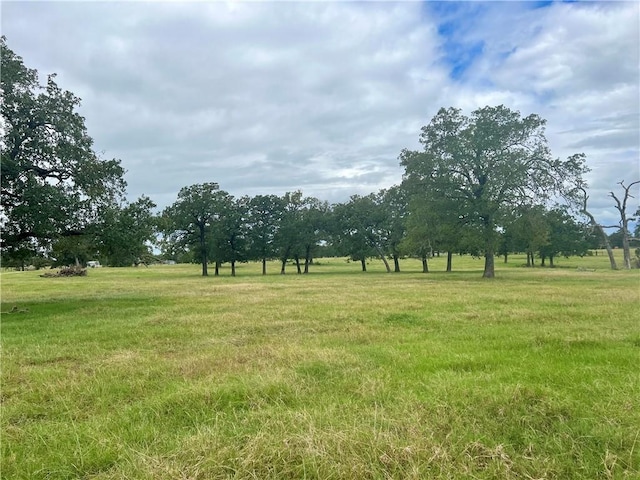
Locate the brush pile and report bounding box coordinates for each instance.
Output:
[40,265,87,277]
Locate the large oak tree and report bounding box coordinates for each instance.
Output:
[1,37,126,258]
[400,105,587,278]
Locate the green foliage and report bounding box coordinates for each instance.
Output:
[331,194,385,271]
[273,191,305,273]
[161,183,223,276]
[210,194,249,276]
[401,105,588,278]
[246,194,284,273]
[538,206,589,264]
[378,186,408,271]
[0,37,126,255]
[97,196,157,266]
[50,234,96,267]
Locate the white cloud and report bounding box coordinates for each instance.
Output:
[2,1,638,228]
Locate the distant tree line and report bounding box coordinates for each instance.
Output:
[2,37,638,275]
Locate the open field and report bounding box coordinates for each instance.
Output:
[2,253,639,479]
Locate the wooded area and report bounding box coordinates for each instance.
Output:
[2,37,638,276]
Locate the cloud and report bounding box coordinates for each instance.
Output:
[2,1,638,228]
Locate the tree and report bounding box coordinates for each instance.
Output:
[274,191,305,274]
[50,234,96,267]
[247,194,284,275]
[97,196,157,266]
[211,194,249,276]
[510,205,549,267]
[1,37,126,255]
[399,197,434,272]
[401,167,472,272]
[379,186,407,272]
[538,207,589,267]
[400,106,587,278]
[608,180,639,269]
[331,199,375,272]
[607,229,625,249]
[297,197,330,274]
[162,183,221,276]
[332,194,391,272]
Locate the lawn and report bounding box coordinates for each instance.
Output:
[1,253,639,479]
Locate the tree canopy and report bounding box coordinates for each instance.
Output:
[400,105,587,277]
[1,37,126,259]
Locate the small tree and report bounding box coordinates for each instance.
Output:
[609,181,639,269]
[247,194,284,275]
[211,194,249,277]
[538,207,589,267]
[162,183,221,276]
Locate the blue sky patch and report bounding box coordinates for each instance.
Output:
[424,1,487,80]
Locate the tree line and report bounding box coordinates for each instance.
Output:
[2,37,638,276]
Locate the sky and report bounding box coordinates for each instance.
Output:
[2,0,639,228]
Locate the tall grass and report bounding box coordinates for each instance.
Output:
[2,254,639,479]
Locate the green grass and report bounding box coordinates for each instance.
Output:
[2,254,639,479]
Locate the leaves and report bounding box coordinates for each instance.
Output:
[402,105,587,277]
[0,37,126,255]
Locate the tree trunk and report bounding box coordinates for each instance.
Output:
[214,261,219,276]
[280,246,290,274]
[589,223,618,270]
[602,233,618,270]
[622,234,632,270]
[202,259,208,277]
[304,245,311,274]
[374,246,391,273]
[483,250,495,278]
[231,260,236,277]
[549,255,555,268]
[262,257,267,275]
[199,228,208,276]
[294,255,302,274]
[541,255,546,267]
[503,252,508,263]
[360,258,367,272]
[422,256,429,273]
[393,255,400,273]
[446,251,452,272]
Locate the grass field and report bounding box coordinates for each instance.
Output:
[2,253,639,479]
